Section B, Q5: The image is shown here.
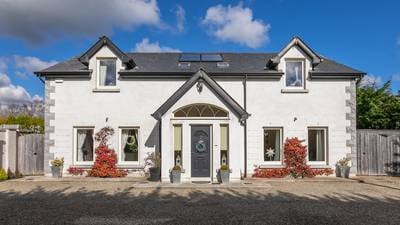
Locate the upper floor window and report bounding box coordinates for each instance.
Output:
[98,59,116,87]
[285,61,304,88]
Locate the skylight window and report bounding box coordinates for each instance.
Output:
[201,54,223,61]
[179,53,223,62]
[179,54,200,62]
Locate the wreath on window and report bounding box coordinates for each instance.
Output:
[124,135,138,153]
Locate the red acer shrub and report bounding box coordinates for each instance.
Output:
[253,137,333,178]
[67,167,84,176]
[87,127,127,178]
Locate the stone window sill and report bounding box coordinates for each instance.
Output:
[281,89,309,93]
[92,88,120,93]
[258,164,285,169]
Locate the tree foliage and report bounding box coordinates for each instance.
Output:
[357,81,400,129]
[0,115,44,133]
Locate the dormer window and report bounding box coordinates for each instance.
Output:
[98,59,116,87]
[285,61,304,88]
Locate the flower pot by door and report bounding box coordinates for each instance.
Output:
[171,170,181,183]
[335,165,341,177]
[148,167,160,181]
[340,166,350,179]
[218,170,230,184]
[51,166,63,178]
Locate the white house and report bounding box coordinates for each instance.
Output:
[35,36,364,182]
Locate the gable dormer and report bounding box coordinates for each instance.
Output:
[267,36,321,69]
[267,36,322,92]
[78,36,135,69]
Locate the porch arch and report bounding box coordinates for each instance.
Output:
[173,103,229,118]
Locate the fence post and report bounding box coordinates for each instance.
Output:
[0,125,19,176]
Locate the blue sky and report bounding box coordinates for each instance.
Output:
[0,0,399,104]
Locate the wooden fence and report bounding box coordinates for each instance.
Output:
[357,129,400,175]
[17,133,44,175]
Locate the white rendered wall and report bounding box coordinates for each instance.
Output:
[48,45,352,178]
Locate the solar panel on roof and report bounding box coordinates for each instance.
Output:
[179,53,200,61]
[201,54,223,61]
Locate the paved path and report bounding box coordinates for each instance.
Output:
[0,177,399,225]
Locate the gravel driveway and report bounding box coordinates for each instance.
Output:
[0,177,399,225]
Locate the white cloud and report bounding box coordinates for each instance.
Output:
[359,74,383,87]
[0,0,161,44]
[134,38,181,52]
[176,5,186,32]
[14,56,58,74]
[202,3,270,48]
[0,74,32,104]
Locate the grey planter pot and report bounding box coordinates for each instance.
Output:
[51,166,63,178]
[148,167,160,181]
[218,170,230,184]
[340,166,350,179]
[335,165,341,177]
[171,170,181,183]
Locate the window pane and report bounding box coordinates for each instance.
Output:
[286,62,303,87]
[121,129,138,162]
[179,53,200,61]
[308,129,325,161]
[99,59,116,86]
[174,125,182,166]
[174,125,182,151]
[220,125,228,151]
[76,129,93,162]
[201,54,222,61]
[220,125,229,166]
[264,129,281,161]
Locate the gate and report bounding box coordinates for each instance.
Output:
[357,130,400,175]
[17,133,44,175]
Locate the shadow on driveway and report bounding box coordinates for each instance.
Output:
[0,183,399,225]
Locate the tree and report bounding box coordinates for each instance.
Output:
[357,81,400,129]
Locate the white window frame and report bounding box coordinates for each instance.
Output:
[262,127,283,165]
[118,127,140,165]
[73,126,95,166]
[97,57,117,89]
[307,127,328,165]
[284,59,305,89]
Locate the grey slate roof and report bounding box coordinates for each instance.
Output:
[36,52,365,76]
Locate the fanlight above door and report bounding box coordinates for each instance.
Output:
[174,104,228,118]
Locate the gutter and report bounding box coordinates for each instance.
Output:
[243,74,248,178]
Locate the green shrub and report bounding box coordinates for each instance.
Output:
[0,168,8,180]
[0,115,44,133]
[172,165,181,171]
[220,165,230,171]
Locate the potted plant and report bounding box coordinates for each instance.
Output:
[145,152,161,181]
[337,157,351,179]
[218,165,230,184]
[170,165,181,183]
[50,157,64,178]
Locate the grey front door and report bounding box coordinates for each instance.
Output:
[191,125,211,177]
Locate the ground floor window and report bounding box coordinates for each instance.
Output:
[173,124,182,166]
[120,128,139,162]
[308,127,327,163]
[220,124,229,166]
[263,127,282,162]
[75,128,94,163]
